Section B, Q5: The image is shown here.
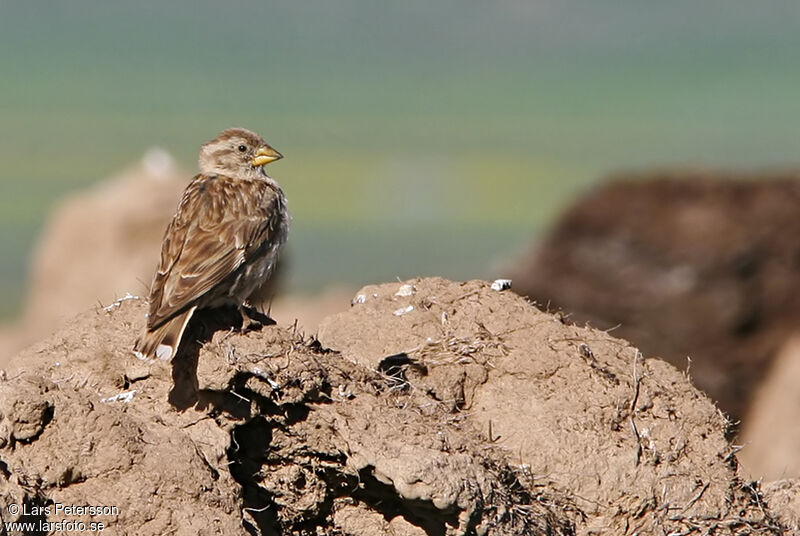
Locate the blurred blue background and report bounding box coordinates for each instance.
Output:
[3,1,800,317]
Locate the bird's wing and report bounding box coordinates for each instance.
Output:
[146,174,281,328]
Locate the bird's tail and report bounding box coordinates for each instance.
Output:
[133,306,197,361]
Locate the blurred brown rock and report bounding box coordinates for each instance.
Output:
[512,169,800,423]
[739,335,800,480]
[24,149,188,331]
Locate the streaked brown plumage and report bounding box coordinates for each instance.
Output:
[134,128,288,360]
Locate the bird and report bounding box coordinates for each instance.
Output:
[133,127,288,361]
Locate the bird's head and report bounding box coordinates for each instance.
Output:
[198,128,282,178]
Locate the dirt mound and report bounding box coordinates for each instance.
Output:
[0,277,783,534]
[0,283,566,535]
[738,335,800,480]
[511,170,800,423]
[319,278,790,534]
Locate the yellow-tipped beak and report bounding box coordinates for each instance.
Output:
[252,146,283,167]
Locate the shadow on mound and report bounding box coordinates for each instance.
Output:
[168,305,275,411]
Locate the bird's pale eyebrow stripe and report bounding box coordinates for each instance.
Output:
[211,147,229,158]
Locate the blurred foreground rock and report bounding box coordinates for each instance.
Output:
[0,277,788,535]
[512,170,800,424]
[739,335,800,481]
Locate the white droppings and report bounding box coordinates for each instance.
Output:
[490,279,512,291]
[395,284,414,297]
[252,367,280,389]
[393,305,414,316]
[102,293,140,312]
[338,384,354,400]
[101,390,137,404]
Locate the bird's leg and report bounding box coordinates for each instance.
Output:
[238,304,262,332]
[238,303,276,332]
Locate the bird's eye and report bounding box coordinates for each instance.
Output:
[238,145,247,152]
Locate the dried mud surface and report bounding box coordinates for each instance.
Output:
[512,171,800,423]
[0,278,791,535]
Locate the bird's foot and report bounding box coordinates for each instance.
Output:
[238,304,275,332]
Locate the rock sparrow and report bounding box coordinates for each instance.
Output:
[134,128,288,360]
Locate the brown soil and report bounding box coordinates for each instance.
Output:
[762,480,800,532]
[0,277,789,535]
[511,170,800,423]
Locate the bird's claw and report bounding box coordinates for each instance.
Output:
[238,304,275,332]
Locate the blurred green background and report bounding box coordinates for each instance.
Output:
[3,1,800,318]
